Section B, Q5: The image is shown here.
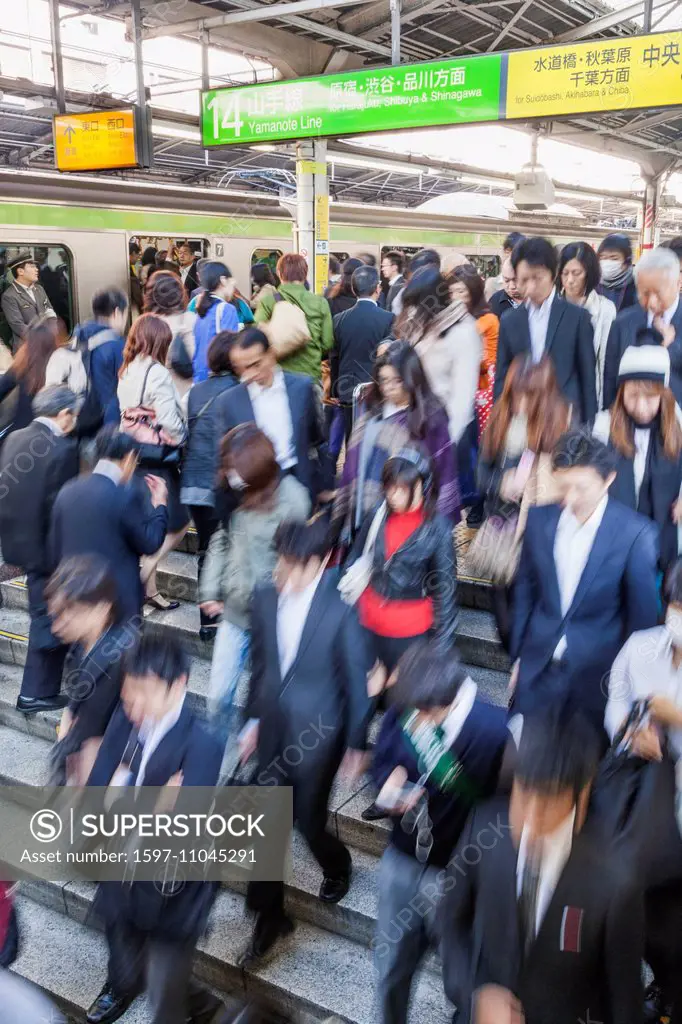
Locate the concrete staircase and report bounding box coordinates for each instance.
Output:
[0,548,509,1023]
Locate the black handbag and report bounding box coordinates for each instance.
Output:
[591,699,682,887]
[169,331,193,380]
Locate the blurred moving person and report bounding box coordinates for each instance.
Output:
[0,316,61,442]
[370,641,511,1024]
[441,709,644,1024]
[85,636,224,1024]
[489,257,522,321]
[0,970,65,1024]
[237,518,373,967]
[66,287,128,430]
[250,262,279,313]
[558,241,616,409]
[603,246,682,409]
[597,232,637,312]
[494,237,597,424]
[326,257,362,318]
[0,384,79,713]
[380,250,406,314]
[192,262,240,384]
[143,270,197,398]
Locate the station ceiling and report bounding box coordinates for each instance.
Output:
[1,0,682,231]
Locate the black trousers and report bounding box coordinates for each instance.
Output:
[106,918,217,1024]
[190,505,220,629]
[646,880,682,1015]
[20,571,67,699]
[246,755,351,921]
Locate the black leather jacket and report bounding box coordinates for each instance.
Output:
[348,504,458,649]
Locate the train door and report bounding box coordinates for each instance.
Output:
[0,241,76,346]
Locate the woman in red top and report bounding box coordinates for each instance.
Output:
[350,448,458,688]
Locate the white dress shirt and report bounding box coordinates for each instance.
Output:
[277,568,325,678]
[34,416,63,436]
[180,265,191,284]
[516,808,575,938]
[648,295,679,328]
[247,368,296,470]
[553,494,608,660]
[356,296,377,306]
[93,459,123,486]
[633,428,651,504]
[527,287,556,364]
[440,677,477,748]
[136,694,186,786]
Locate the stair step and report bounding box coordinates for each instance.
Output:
[18,880,452,1023]
[0,578,508,672]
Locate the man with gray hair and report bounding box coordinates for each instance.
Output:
[603,245,682,408]
[0,384,79,713]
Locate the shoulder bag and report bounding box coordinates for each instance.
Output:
[338,502,386,606]
[261,292,311,361]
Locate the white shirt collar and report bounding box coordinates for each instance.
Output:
[93,459,124,486]
[517,807,576,935]
[557,492,608,540]
[357,296,378,304]
[247,366,286,399]
[136,693,186,786]
[526,286,556,315]
[34,416,63,436]
[440,677,477,748]
[648,295,679,327]
[15,280,35,295]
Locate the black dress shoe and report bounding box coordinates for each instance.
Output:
[16,694,69,715]
[199,625,217,644]
[361,802,389,822]
[86,983,135,1024]
[237,913,294,968]
[319,867,351,903]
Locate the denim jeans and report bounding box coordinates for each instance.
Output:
[208,620,250,744]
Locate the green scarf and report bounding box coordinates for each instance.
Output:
[400,709,477,802]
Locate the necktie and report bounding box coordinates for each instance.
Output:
[519,849,542,954]
[126,733,145,783]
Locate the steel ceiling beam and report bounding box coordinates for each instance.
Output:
[554,0,676,40]
[486,0,533,50]
[141,0,377,39]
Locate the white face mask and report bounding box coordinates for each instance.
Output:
[666,608,682,646]
[600,258,623,283]
[227,469,246,491]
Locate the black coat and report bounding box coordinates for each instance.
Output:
[180,372,236,503]
[440,799,644,1024]
[49,472,168,624]
[489,289,516,321]
[348,505,458,650]
[214,371,322,500]
[246,572,374,789]
[493,295,597,423]
[331,300,394,405]
[183,260,200,296]
[89,701,223,943]
[0,373,40,441]
[602,302,682,409]
[510,500,658,725]
[326,292,356,319]
[0,420,78,572]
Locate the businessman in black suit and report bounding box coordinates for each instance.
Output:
[332,264,395,442]
[0,385,79,712]
[49,429,168,626]
[380,249,406,313]
[441,709,644,1024]
[177,241,201,295]
[510,430,658,736]
[493,237,596,423]
[603,245,682,409]
[237,517,373,966]
[85,636,224,1024]
[216,328,323,501]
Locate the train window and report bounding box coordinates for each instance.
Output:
[468,255,501,279]
[0,243,75,347]
[251,248,283,280]
[129,237,209,265]
[331,251,350,264]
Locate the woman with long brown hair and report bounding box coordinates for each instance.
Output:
[143,269,196,397]
[593,345,682,573]
[118,312,188,612]
[0,316,60,442]
[475,355,569,648]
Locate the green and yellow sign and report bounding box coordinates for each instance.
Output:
[201,31,682,147]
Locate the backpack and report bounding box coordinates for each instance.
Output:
[261,292,311,361]
[73,327,122,434]
[169,331,193,380]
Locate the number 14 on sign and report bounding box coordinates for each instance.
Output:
[207,95,243,140]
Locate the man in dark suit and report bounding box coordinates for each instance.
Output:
[331,264,394,442]
[49,429,168,627]
[216,328,323,501]
[237,518,373,966]
[177,241,201,295]
[493,237,596,422]
[603,245,682,409]
[441,709,644,1024]
[489,258,522,321]
[0,385,79,712]
[85,636,224,1024]
[1,253,57,351]
[510,430,658,735]
[380,250,406,313]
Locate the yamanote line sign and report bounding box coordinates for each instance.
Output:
[201,31,682,147]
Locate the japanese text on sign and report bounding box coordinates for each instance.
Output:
[54,109,139,172]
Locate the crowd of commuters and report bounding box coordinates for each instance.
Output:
[2,230,682,1024]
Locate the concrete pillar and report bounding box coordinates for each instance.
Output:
[295,140,329,294]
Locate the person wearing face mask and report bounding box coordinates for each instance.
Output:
[604,557,682,1024]
[198,423,310,744]
[192,261,240,383]
[509,429,658,737]
[474,357,569,651]
[603,245,682,409]
[592,346,682,575]
[597,232,638,312]
[558,242,616,408]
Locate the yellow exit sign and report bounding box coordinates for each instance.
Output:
[53,108,140,172]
